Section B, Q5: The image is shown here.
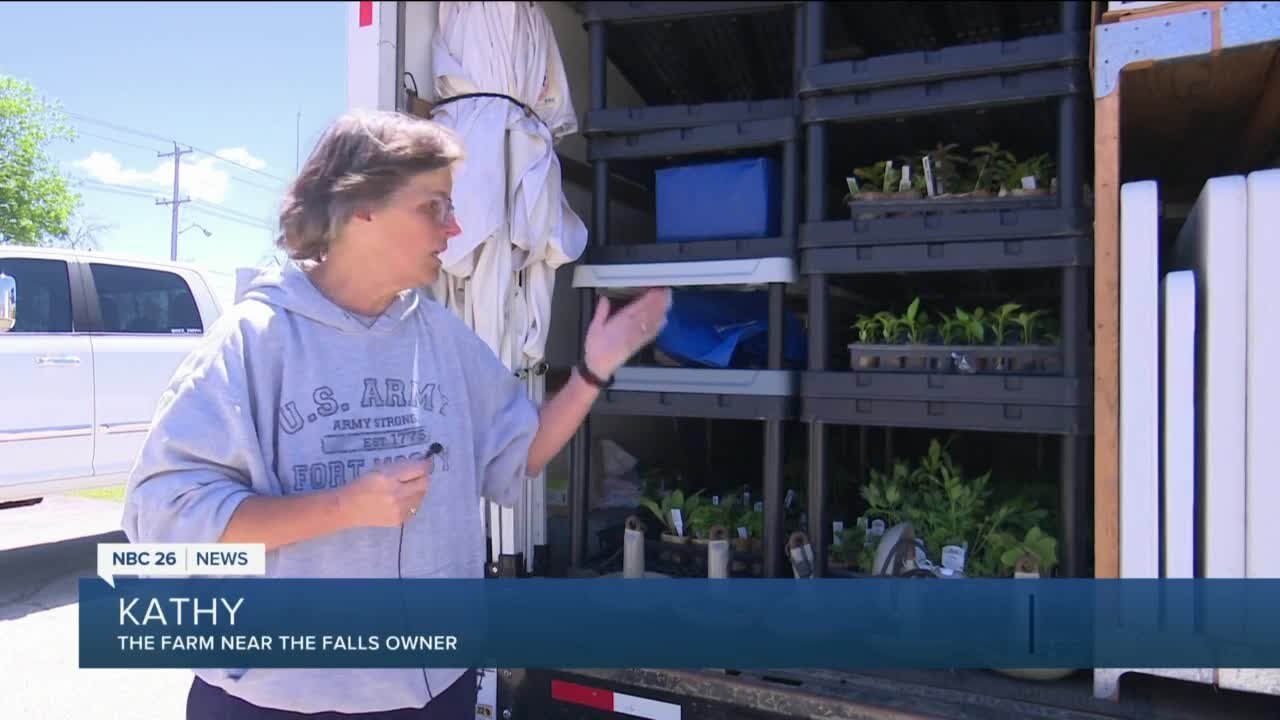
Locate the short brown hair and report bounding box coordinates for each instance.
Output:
[276,110,465,261]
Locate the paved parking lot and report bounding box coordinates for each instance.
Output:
[0,495,190,719]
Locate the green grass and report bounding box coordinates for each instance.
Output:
[67,484,126,502]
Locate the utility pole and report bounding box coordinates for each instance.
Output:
[157,142,193,261]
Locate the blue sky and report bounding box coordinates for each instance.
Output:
[0,1,348,280]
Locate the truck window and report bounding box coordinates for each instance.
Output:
[0,258,74,333]
[89,263,204,335]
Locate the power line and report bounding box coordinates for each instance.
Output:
[190,205,275,231]
[68,110,290,185]
[72,178,274,233]
[74,130,166,154]
[191,199,275,227]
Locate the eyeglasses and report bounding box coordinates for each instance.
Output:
[420,192,456,227]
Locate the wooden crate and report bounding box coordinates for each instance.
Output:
[1090,0,1280,700]
[1091,0,1280,581]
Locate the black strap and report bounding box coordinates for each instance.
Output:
[577,359,614,389]
[431,92,549,131]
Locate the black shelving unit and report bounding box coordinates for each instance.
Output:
[567,0,1096,584]
[569,1,807,579]
[799,1,1094,579]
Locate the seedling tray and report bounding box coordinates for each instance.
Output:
[847,191,1057,220]
[847,343,1062,375]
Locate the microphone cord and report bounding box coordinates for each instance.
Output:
[398,442,444,704]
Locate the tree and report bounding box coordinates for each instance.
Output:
[0,75,81,246]
[54,214,114,251]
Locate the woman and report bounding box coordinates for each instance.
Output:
[121,109,671,719]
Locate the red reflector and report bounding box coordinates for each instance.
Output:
[551,679,614,712]
[358,1,373,27]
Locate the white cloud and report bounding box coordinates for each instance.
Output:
[214,147,267,171]
[73,146,270,205]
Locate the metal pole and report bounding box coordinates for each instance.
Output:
[156,142,191,262]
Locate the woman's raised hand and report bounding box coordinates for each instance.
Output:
[581,287,673,380]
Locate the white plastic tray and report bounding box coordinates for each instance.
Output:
[572,257,796,289]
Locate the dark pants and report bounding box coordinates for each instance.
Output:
[187,671,478,720]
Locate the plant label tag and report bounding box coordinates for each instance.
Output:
[671,509,684,537]
[1021,175,1037,190]
[922,155,937,197]
[899,164,912,193]
[846,176,859,195]
[754,501,764,513]
[833,521,845,546]
[738,527,749,539]
[712,495,719,506]
[870,519,886,536]
[785,490,795,508]
[743,491,751,506]
[942,545,967,572]
[883,160,894,193]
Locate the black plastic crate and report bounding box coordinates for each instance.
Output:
[800,31,1085,95]
[800,235,1091,274]
[800,396,1090,435]
[585,237,791,264]
[799,205,1088,249]
[587,116,798,161]
[591,388,797,421]
[801,371,1089,406]
[584,99,797,135]
[582,1,799,25]
[802,65,1086,124]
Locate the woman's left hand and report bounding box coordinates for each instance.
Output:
[582,287,673,380]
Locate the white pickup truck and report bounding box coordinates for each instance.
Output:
[0,247,227,506]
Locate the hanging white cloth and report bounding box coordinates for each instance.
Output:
[428,1,587,374]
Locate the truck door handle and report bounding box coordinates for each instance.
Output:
[35,355,82,367]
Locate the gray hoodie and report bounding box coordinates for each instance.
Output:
[121,261,539,713]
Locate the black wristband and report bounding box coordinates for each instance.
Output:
[577,359,614,389]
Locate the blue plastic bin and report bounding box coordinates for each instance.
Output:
[655,289,807,369]
[655,157,780,242]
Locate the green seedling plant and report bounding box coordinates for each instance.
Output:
[916,142,970,195]
[859,439,1046,576]
[852,314,883,343]
[897,297,932,344]
[971,142,1016,193]
[1013,308,1046,345]
[852,161,901,195]
[687,493,740,539]
[936,311,969,345]
[1000,153,1055,192]
[640,488,705,538]
[874,310,902,343]
[953,307,989,345]
[989,302,1022,346]
[1000,526,1059,577]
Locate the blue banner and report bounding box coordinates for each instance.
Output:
[79,578,1280,670]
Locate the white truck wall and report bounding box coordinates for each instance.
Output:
[402,1,437,106]
[345,1,400,112]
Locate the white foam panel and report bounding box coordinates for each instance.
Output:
[1120,181,1161,578]
[1246,170,1280,578]
[1171,175,1248,578]
[1162,270,1196,580]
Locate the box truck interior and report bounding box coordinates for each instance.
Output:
[346,2,1280,718]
